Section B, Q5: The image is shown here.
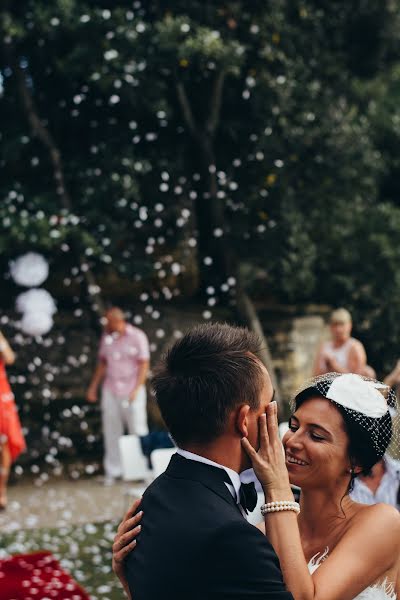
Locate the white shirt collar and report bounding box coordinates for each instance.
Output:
[383,455,400,478]
[176,448,242,503]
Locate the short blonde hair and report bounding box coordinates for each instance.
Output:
[330,308,352,324]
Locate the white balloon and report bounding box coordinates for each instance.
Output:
[10,253,49,287]
[20,311,53,337]
[16,289,57,316]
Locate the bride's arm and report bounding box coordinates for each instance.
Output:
[112,498,143,599]
[243,413,314,600]
[310,504,400,598]
[242,403,400,600]
[264,500,399,600]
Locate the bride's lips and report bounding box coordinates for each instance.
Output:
[285,452,309,467]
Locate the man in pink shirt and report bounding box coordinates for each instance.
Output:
[87,307,150,484]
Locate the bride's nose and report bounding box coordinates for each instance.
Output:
[286,430,304,451]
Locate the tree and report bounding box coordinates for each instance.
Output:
[2,0,400,378]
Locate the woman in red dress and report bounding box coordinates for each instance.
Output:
[0,331,26,509]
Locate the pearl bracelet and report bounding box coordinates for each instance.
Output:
[260,501,300,516]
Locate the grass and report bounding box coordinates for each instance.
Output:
[0,520,125,600]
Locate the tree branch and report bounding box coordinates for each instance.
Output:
[12,56,73,210]
[175,78,199,138]
[206,70,226,136]
[235,285,282,409]
[2,36,105,318]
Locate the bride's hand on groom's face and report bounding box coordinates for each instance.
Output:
[241,401,292,498]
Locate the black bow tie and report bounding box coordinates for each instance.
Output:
[239,481,258,513]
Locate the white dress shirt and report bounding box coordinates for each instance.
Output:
[350,455,400,509]
[176,448,247,517]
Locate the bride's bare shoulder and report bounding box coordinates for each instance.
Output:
[351,503,400,540]
[353,502,400,521]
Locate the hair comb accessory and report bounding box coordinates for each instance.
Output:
[292,372,400,460]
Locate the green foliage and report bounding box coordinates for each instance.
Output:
[2,1,400,369]
[154,16,245,73]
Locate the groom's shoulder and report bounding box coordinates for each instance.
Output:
[140,469,224,505]
[141,473,271,543]
[139,472,239,523]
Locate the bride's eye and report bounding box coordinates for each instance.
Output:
[288,420,298,432]
[310,432,324,441]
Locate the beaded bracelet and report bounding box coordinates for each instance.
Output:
[260,500,300,516]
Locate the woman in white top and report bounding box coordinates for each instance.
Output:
[313,308,369,376]
[113,373,400,600]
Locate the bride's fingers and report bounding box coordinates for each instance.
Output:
[118,511,144,535]
[258,413,269,451]
[241,436,257,461]
[113,525,142,552]
[266,401,278,442]
[120,499,141,528]
[113,539,138,563]
[122,498,142,522]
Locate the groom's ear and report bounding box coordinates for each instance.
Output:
[236,404,251,438]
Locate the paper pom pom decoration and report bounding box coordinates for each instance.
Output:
[16,289,57,316]
[11,252,56,336]
[20,311,53,337]
[10,253,49,287]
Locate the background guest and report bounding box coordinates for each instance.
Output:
[86,307,150,485]
[0,330,26,509]
[384,360,400,389]
[350,454,400,510]
[313,308,371,376]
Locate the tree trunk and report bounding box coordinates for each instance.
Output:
[194,135,234,286]
[175,73,283,407]
[235,286,282,408]
[3,36,105,324]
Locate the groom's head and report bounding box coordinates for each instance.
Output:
[152,322,273,471]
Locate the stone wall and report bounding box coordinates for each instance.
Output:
[264,314,327,417]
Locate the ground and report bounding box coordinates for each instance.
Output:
[0,476,144,600]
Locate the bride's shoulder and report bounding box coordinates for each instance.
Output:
[351,503,400,541]
[353,502,400,521]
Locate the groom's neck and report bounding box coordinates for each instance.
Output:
[183,439,243,473]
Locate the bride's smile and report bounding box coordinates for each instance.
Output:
[285,453,309,466]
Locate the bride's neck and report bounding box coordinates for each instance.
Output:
[298,488,354,540]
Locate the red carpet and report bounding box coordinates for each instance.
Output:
[0,551,90,600]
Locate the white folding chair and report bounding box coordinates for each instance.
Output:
[150,448,176,478]
[119,434,152,481]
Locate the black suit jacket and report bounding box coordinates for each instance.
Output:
[125,453,293,599]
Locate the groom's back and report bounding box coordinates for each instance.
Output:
[125,470,224,599]
[125,456,293,600]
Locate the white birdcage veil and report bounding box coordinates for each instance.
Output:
[291,372,400,462]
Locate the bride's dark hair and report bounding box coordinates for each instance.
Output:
[294,388,392,490]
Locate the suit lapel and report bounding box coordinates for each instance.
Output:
[165,453,240,511]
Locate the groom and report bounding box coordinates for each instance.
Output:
[120,323,293,599]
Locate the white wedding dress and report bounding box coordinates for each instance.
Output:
[307,548,397,600]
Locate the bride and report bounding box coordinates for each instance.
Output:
[113,372,400,600]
